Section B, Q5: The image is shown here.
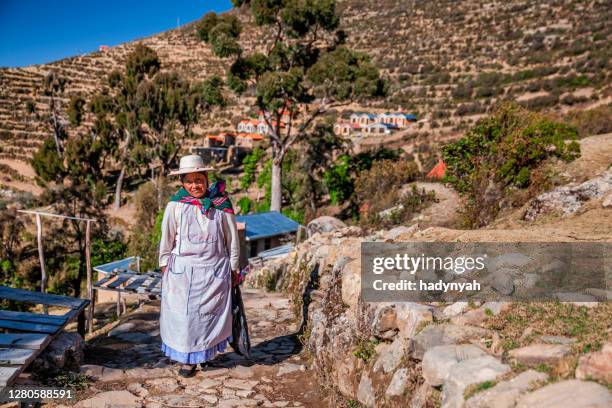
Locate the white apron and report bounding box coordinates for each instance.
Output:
[160,205,232,354]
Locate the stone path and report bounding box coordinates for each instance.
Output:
[65,289,326,407]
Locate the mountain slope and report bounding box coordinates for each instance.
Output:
[0,0,610,165]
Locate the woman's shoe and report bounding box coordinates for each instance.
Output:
[178,364,197,378]
[199,362,210,370]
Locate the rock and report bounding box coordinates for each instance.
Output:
[465,370,548,408]
[603,192,612,208]
[198,378,222,389]
[306,216,347,237]
[33,332,84,371]
[508,344,571,366]
[441,356,511,408]
[524,170,612,220]
[393,302,434,340]
[516,380,612,408]
[372,304,399,339]
[412,324,491,360]
[75,390,140,408]
[386,368,410,398]
[422,344,487,386]
[575,342,612,383]
[162,394,204,407]
[490,271,515,295]
[451,309,486,326]
[108,322,136,337]
[145,377,179,393]
[356,371,376,408]
[486,254,532,271]
[80,364,125,382]
[224,378,259,390]
[452,302,509,326]
[410,382,435,408]
[127,382,149,398]
[384,224,418,240]
[539,335,576,345]
[277,363,305,376]
[441,302,470,318]
[373,337,409,374]
[123,367,173,380]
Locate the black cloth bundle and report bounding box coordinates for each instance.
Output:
[229,285,251,358]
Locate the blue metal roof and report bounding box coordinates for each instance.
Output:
[255,243,295,259]
[404,114,417,120]
[236,211,300,241]
[94,256,139,274]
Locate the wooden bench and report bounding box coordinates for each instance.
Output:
[0,285,89,388]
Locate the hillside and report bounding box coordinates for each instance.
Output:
[0,0,610,169]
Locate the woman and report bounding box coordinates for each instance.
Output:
[158,154,241,377]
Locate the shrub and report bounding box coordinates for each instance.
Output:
[442,102,580,227]
[564,104,612,137]
[237,196,252,214]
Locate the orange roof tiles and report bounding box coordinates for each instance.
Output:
[427,160,447,180]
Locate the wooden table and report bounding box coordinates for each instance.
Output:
[0,285,89,388]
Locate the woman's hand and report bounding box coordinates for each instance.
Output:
[231,269,240,287]
[160,266,167,275]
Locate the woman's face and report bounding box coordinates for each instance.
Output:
[182,172,208,198]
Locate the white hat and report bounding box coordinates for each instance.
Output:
[169,154,215,176]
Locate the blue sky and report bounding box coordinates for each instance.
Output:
[0,0,233,68]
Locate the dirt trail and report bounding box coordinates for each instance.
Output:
[62,289,326,407]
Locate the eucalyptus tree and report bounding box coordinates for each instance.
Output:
[42,71,68,158]
[107,44,160,210]
[136,71,225,208]
[197,0,386,211]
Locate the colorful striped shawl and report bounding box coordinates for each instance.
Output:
[170,180,235,216]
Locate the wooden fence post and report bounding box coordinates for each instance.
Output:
[35,213,48,315]
[86,220,94,334]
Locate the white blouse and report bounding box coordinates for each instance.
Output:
[158,201,240,271]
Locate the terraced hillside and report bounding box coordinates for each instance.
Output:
[0,0,610,164]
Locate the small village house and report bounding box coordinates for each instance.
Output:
[235,211,300,260]
[350,112,377,126]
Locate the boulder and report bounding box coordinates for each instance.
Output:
[412,324,491,360]
[575,342,612,383]
[441,356,511,408]
[516,380,612,408]
[356,371,376,408]
[508,344,571,366]
[386,368,410,398]
[465,370,548,408]
[524,170,612,221]
[422,344,487,386]
[33,332,84,371]
[372,337,409,374]
[306,216,347,237]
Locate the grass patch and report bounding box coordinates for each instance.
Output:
[352,338,380,362]
[54,372,90,389]
[464,380,497,400]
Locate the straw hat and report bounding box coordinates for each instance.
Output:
[169,154,215,176]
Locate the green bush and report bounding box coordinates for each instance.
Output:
[237,196,253,214]
[241,146,264,190]
[442,102,580,227]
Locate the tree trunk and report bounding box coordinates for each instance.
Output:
[270,159,282,212]
[113,166,126,210]
[50,97,63,158]
[113,130,133,210]
[156,167,165,211]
